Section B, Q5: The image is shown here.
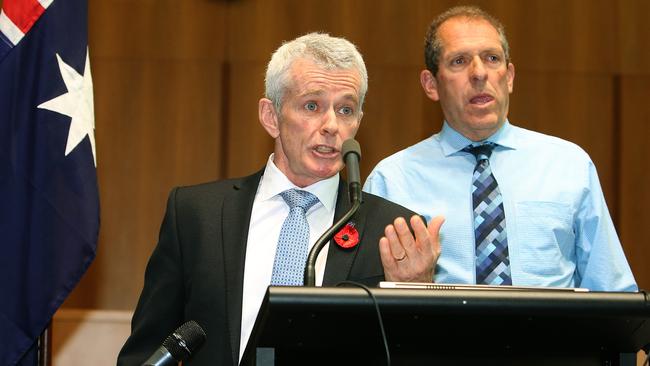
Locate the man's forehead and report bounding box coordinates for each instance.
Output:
[440,16,499,33]
[438,17,502,52]
[289,58,360,80]
[288,60,361,99]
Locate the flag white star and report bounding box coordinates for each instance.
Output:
[38,48,96,166]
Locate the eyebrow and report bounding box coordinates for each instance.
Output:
[446,47,504,58]
[297,90,359,105]
[340,93,359,104]
[298,89,325,98]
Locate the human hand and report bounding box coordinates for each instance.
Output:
[379,215,444,282]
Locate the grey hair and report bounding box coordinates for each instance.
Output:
[424,6,510,76]
[264,32,368,112]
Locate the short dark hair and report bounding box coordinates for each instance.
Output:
[424,6,510,75]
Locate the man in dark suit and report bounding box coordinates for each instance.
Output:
[118,33,444,366]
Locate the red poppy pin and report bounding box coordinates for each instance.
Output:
[334,222,359,249]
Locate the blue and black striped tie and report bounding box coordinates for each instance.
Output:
[464,143,512,285]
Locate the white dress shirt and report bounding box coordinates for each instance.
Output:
[239,155,339,361]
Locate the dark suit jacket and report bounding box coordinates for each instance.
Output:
[117,170,417,366]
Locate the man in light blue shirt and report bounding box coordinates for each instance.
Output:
[364,6,637,291]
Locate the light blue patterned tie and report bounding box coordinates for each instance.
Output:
[271,189,319,286]
[464,143,512,285]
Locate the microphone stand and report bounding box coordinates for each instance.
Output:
[303,196,361,287]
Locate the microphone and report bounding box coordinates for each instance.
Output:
[342,138,362,204]
[303,138,363,286]
[142,320,207,366]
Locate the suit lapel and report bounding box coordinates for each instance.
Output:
[322,179,368,285]
[221,170,263,365]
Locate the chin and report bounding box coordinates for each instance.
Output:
[310,165,340,180]
[469,117,501,129]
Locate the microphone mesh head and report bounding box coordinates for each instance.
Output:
[342,138,361,160]
[162,320,207,361]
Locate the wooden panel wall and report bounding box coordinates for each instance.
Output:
[620,77,650,291]
[618,0,650,290]
[61,0,650,310]
[65,0,228,307]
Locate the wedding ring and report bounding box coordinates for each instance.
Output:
[394,253,407,262]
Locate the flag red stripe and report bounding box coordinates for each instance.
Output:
[3,0,46,34]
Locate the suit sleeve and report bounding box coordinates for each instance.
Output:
[117,188,186,365]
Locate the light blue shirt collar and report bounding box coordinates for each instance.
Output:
[437,120,519,156]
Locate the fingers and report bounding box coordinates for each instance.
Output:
[409,215,430,254]
[393,217,416,253]
[427,215,445,238]
[384,218,408,260]
[379,236,396,271]
[379,218,410,276]
[422,215,444,258]
[380,214,446,283]
[385,215,441,261]
[379,233,406,282]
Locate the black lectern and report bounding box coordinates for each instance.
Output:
[241,287,650,366]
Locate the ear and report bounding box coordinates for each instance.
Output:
[259,98,280,138]
[507,62,515,93]
[420,69,440,102]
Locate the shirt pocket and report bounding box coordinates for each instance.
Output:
[514,201,575,277]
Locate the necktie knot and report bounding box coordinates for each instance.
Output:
[280,189,319,212]
[463,142,495,162]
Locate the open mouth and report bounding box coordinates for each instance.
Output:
[312,145,339,158]
[470,94,494,105]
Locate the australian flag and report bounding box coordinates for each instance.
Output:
[0,0,99,364]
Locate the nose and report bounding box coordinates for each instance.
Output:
[321,106,339,135]
[470,57,487,83]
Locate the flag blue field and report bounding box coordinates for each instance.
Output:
[0,0,99,364]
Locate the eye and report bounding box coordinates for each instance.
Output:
[304,102,318,111]
[452,57,465,65]
[338,106,354,115]
[486,54,500,63]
